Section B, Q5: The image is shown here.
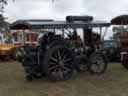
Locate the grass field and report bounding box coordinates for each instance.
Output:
[0,62,128,96]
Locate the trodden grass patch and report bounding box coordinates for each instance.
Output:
[0,62,128,96]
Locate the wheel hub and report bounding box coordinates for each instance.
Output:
[59,61,65,67]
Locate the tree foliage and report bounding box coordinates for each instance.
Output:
[0,0,8,13]
[112,26,128,41]
[0,0,15,13]
[0,0,10,32]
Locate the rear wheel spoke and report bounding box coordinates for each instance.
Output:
[63,66,71,72]
[61,50,65,58]
[62,54,68,61]
[49,65,59,71]
[63,58,72,63]
[57,50,61,61]
[50,57,58,63]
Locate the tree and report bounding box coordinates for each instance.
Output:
[0,0,10,32]
[0,0,16,13]
[0,14,9,32]
[112,26,128,43]
[0,0,8,13]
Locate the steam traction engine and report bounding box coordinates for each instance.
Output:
[111,15,128,69]
[10,16,110,81]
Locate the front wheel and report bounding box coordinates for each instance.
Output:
[75,56,89,72]
[88,52,107,74]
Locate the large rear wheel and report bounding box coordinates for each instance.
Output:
[43,44,74,81]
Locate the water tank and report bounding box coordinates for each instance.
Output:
[66,16,93,22]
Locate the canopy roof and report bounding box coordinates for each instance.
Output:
[111,15,128,25]
[10,19,110,30]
